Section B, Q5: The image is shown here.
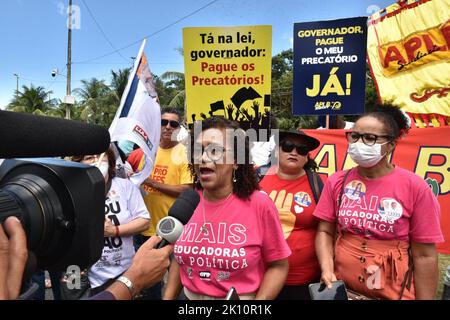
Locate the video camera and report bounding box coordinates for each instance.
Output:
[0,110,110,271]
[0,158,104,270]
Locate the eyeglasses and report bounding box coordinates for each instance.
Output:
[280,140,308,156]
[161,119,180,128]
[345,131,393,146]
[193,143,233,162]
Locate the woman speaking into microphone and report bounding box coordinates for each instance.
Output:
[163,117,291,300]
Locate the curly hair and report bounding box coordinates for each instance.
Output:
[357,103,410,140]
[188,116,259,200]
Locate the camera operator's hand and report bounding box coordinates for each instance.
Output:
[106,236,172,300]
[0,217,27,300]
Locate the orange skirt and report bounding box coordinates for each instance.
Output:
[334,232,414,300]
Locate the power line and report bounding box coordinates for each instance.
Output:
[80,0,129,62]
[73,0,220,64]
[19,70,112,86]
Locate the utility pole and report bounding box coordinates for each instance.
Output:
[13,73,19,99]
[66,0,73,119]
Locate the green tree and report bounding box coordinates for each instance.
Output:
[75,78,114,126]
[270,49,317,129]
[271,49,294,119]
[159,71,185,116]
[272,48,293,81]
[110,68,131,104]
[6,85,58,116]
[364,63,380,113]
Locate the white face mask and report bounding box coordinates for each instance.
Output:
[97,162,109,178]
[348,141,389,168]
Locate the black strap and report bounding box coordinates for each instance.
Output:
[306,169,324,204]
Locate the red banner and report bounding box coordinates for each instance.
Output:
[304,127,450,254]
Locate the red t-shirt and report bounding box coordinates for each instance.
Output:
[260,171,321,285]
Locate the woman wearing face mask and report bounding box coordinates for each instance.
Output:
[259,130,323,300]
[163,117,291,300]
[72,146,150,296]
[314,105,443,300]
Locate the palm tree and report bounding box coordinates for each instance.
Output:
[6,85,56,116]
[160,71,185,109]
[110,68,131,104]
[48,99,72,118]
[75,78,113,126]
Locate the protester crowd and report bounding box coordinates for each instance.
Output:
[0,103,444,301]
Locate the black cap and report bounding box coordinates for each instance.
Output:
[278,130,320,151]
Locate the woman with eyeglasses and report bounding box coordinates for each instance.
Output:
[314,105,443,300]
[163,117,291,300]
[72,146,151,296]
[259,130,323,300]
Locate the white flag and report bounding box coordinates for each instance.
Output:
[109,39,161,186]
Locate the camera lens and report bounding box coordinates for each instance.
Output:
[0,158,105,270]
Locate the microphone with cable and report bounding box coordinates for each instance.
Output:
[0,110,110,158]
[156,188,200,249]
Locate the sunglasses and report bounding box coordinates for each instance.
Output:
[161,119,180,128]
[280,140,308,156]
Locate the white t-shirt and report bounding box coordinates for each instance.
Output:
[88,177,150,288]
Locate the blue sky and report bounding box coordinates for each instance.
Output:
[0,0,394,109]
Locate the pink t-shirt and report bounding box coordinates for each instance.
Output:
[313,166,444,243]
[174,190,291,297]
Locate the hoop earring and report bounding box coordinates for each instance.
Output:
[233,169,237,183]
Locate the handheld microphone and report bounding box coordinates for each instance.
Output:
[156,189,200,249]
[0,110,110,158]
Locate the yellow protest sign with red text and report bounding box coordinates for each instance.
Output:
[183,25,272,130]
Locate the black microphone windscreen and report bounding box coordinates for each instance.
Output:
[0,110,110,158]
[167,189,200,225]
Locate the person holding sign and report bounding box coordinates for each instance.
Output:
[72,146,150,296]
[163,117,290,300]
[313,105,443,300]
[260,130,323,300]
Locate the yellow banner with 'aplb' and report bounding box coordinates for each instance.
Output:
[184,25,272,130]
[367,0,450,117]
